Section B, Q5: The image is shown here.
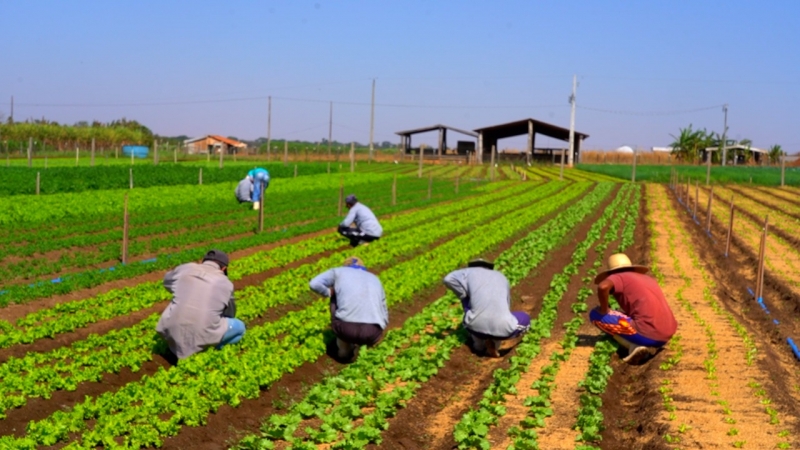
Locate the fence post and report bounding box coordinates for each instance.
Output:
[392,174,397,206]
[350,142,355,173]
[174,147,177,164]
[705,149,711,185]
[131,146,135,165]
[455,175,460,194]
[705,185,713,233]
[693,179,699,221]
[154,140,159,165]
[294,164,298,178]
[91,137,96,167]
[428,174,432,200]
[283,141,288,166]
[36,171,40,195]
[76,146,80,166]
[199,167,203,185]
[122,193,129,264]
[755,215,769,300]
[631,148,637,182]
[781,155,785,187]
[219,145,224,169]
[725,195,735,257]
[129,168,133,189]
[327,162,331,174]
[490,145,496,181]
[338,179,344,216]
[258,182,265,233]
[27,137,32,167]
[418,148,423,178]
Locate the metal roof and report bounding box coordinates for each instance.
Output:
[473,118,589,141]
[184,135,246,147]
[706,145,767,154]
[395,124,478,138]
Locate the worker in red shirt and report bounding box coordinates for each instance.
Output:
[590,253,678,364]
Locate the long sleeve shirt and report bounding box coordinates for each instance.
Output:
[443,267,519,338]
[340,203,383,237]
[156,261,235,359]
[235,178,253,203]
[309,267,388,329]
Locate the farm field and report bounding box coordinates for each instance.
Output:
[0,161,798,450]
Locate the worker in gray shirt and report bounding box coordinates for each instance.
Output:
[235,176,253,204]
[338,195,383,247]
[443,258,530,357]
[156,249,245,360]
[309,256,388,361]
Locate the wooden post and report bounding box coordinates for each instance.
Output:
[686,177,691,211]
[705,185,713,233]
[207,150,210,163]
[27,137,32,167]
[91,137,96,167]
[490,145,496,181]
[705,148,711,185]
[414,148,422,178]
[154,140,159,165]
[338,179,344,216]
[781,155,785,187]
[725,195,735,257]
[258,181,265,233]
[129,168,133,189]
[199,167,203,185]
[131,146,135,165]
[392,174,397,206]
[122,193,129,264]
[36,172,40,195]
[350,142,355,173]
[115,146,119,159]
[693,180,699,220]
[755,215,769,300]
[76,146,80,166]
[174,147,177,164]
[283,141,288,166]
[327,162,331,174]
[428,174,432,200]
[455,175,460,194]
[219,144,224,169]
[631,148,637,182]
[294,164,298,178]
[44,156,47,169]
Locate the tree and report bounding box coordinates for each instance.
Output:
[669,125,714,163]
[768,144,783,164]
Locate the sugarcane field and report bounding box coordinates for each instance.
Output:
[3,3,800,450]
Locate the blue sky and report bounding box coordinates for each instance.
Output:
[2,1,799,152]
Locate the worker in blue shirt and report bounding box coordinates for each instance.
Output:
[235,167,271,209]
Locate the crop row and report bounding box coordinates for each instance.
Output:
[0,175,483,304]
[453,183,630,450]
[0,181,539,349]
[0,180,585,448]
[0,182,565,419]
[0,177,457,285]
[232,182,616,449]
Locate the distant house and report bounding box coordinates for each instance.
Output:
[184,135,247,154]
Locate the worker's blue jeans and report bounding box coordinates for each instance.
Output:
[217,318,246,349]
[252,172,270,202]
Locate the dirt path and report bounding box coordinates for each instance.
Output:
[606,184,797,450]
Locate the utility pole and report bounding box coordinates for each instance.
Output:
[721,104,728,166]
[266,96,272,159]
[567,74,577,167]
[328,101,333,159]
[369,79,375,162]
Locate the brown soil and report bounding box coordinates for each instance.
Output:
[597,184,800,450]
[375,184,620,450]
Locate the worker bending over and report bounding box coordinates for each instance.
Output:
[309,256,388,361]
[235,167,271,210]
[443,258,531,357]
[338,194,383,247]
[591,253,678,364]
[156,249,245,360]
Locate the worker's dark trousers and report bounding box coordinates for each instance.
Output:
[337,225,380,248]
[330,301,384,346]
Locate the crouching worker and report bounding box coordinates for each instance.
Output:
[309,257,388,361]
[156,249,245,360]
[235,167,271,210]
[338,195,382,247]
[443,258,531,357]
[591,253,677,364]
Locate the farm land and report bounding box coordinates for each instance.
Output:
[0,159,798,450]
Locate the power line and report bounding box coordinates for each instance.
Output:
[577,104,724,116]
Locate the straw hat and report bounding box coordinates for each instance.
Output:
[467,258,495,270]
[593,253,648,284]
[343,256,365,268]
